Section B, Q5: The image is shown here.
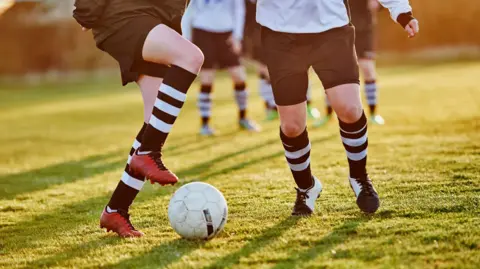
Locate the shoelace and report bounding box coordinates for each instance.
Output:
[294,188,310,207]
[149,152,167,170]
[117,209,136,231]
[355,176,374,196]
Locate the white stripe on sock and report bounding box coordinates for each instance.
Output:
[132,139,141,150]
[339,123,367,135]
[149,114,173,133]
[121,171,145,191]
[284,142,311,159]
[341,133,367,147]
[155,99,181,117]
[346,149,368,161]
[198,102,211,109]
[198,92,210,100]
[160,84,186,102]
[127,155,132,165]
[288,157,311,171]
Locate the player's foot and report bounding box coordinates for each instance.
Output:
[265,109,279,121]
[313,115,331,128]
[370,114,385,125]
[349,175,380,213]
[129,150,178,186]
[239,119,261,132]
[307,105,321,120]
[100,207,144,238]
[199,124,215,136]
[292,176,323,216]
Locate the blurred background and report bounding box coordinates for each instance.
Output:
[0,0,479,80]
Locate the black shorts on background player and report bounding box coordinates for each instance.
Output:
[261,25,359,106]
[192,29,240,69]
[350,0,376,59]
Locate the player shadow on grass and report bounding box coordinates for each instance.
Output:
[203,217,301,269]
[0,150,125,201]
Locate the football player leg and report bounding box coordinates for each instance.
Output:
[358,58,384,125]
[257,63,278,121]
[101,75,162,237]
[326,83,380,213]
[228,65,261,132]
[130,24,204,185]
[198,69,216,136]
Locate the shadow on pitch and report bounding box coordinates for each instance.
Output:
[270,217,367,268]
[203,216,301,269]
[0,150,124,201]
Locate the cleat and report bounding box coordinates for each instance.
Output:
[307,105,321,120]
[349,175,380,213]
[100,208,144,238]
[313,115,331,128]
[239,119,261,132]
[199,124,215,136]
[370,114,385,125]
[265,109,279,121]
[292,176,323,216]
[130,151,179,185]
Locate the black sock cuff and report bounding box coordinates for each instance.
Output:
[365,80,376,84]
[200,84,212,93]
[234,82,246,91]
[339,112,367,133]
[259,73,267,80]
[163,65,197,94]
[280,127,309,149]
[136,123,148,141]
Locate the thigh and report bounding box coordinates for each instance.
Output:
[311,25,360,90]
[216,32,241,69]
[261,27,310,106]
[192,29,217,69]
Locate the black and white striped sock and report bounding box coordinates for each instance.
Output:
[139,65,197,152]
[280,128,313,190]
[325,97,333,116]
[234,82,248,120]
[365,80,377,114]
[198,84,212,125]
[339,112,368,178]
[107,123,147,211]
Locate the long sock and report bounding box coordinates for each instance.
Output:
[325,97,333,116]
[107,123,147,211]
[259,74,276,109]
[139,65,197,152]
[280,128,313,190]
[339,112,368,178]
[198,84,212,125]
[365,80,377,114]
[234,82,248,120]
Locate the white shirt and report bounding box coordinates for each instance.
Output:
[182,0,246,41]
[256,0,412,34]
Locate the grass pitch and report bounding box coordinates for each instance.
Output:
[0,62,479,268]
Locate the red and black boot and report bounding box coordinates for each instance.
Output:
[100,208,144,238]
[129,151,178,186]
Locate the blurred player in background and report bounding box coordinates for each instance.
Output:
[74,0,204,237]
[316,0,385,127]
[257,0,418,216]
[182,0,260,136]
[244,0,321,122]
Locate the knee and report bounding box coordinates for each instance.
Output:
[183,45,205,70]
[281,120,305,138]
[230,66,246,83]
[337,103,363,123]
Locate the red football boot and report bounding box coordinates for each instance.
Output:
[100,208,144,238]
[129,151,178,186]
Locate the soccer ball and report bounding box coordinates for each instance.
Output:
[168,182,228,240]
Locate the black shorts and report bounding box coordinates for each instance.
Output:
[251,24,266,64]
[192,28,240,69]
[261,25,360,106]
[98,16,170,86]
[355,28,375,59]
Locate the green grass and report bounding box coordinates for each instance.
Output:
[1,62,479,269]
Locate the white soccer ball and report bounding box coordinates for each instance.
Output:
[168,182,228,240]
